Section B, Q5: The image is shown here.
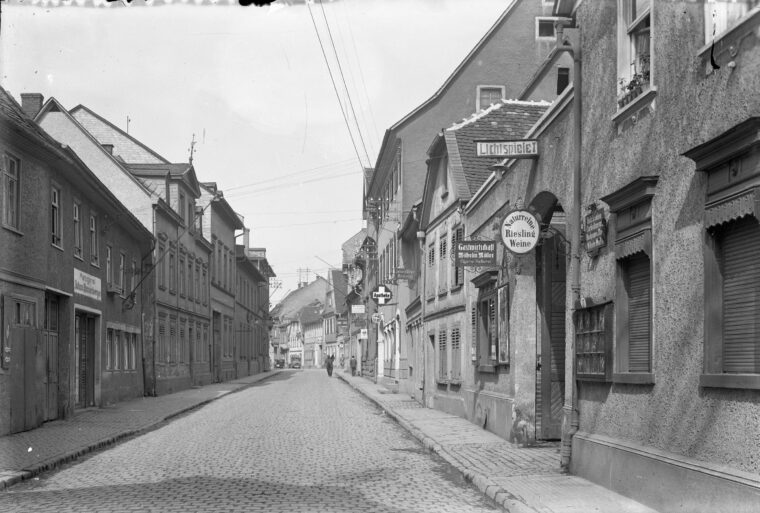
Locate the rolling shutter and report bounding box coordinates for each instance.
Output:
[626,253,651,372]
[721,217,760,373]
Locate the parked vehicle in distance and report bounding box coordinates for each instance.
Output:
[274,359,285,369]
[289,355,302,369]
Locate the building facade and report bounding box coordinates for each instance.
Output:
[1,88,153,435]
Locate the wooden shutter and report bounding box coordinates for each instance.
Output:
[439,329,447,380]
[626,253,651,372]
[451,327,461,380]
[721,217,760,373]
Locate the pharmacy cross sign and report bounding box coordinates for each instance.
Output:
[371,285,393,305]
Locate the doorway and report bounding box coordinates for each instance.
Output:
[75,312,96,408]
[536,220,566,440]
[43,294,60,421]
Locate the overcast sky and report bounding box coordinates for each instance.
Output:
[1,0,507,305]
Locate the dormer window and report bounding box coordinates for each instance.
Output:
[476,85,505,111]
[179,191,186,223]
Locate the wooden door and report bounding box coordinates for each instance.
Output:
[44,294,59,421]
[537,232,566,440]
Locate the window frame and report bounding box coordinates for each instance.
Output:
[472,270,499,372]
[535,17,558,40]
[51,185,62,248]
[90,214,100,267]
[2,152,21,232]
[475,85,505,112]
[601,175,658,384]
[73,201,83,259]
[616,0,655,114]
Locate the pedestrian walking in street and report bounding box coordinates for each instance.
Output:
[326,355,334,377]
[350,355,357,376]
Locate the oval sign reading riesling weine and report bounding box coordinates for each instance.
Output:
[501,209,540,254]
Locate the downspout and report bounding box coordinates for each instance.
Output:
[151,205,158,396]
[417,229,426,404]
[554,17,582,471]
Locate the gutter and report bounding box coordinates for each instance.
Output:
[554,17,582,472]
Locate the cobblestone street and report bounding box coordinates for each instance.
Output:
[0,370,501,513]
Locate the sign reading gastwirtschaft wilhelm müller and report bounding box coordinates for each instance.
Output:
[501,209,540,254]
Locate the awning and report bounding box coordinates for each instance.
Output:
[705,187,760,230]
[615,229,651,259]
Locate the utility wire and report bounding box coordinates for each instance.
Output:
[223,157,356,192]
[307,0,369,170]
[318,0,373,168]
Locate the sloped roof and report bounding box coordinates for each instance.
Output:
[447,100,550,197]
[298,301,323,325]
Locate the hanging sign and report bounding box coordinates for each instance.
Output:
[476,139,538,158]
[501,210,540,254]
[454,241,497,267]
[371,285,393,305]
[583,207,607,257]
[351,304,365,314]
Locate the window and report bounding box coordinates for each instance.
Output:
[427,242,436,299]
[3,153,20,230]
[180,255,186,297]
[602,175,657,383]
[179,192,186,223]
[451,226,464,288]
[118,252,126,295]
[106,328,114,371]
[439,232,448,292]
[158,243,166,289]
[575,302,614,381]
[158,315,168,364]
[684,118,760,389]
[180,320,186,364]
[73,202,83,258]
[129,333,137,371]
[472,271,499,369]
[90,215,99,266]
[194,206,203,235]
[106,246,113,285]
[438,328,448,382]
[169,250,176,293]
[195,262,200,303]
[202,266,208,305]
[51,186,62,247]
[131,259,137,298]
[703,0,759,44]
[170,317,177,363]
[475,85,505,111]
[557,67,570,95]
[536,17,557,39]
[617,0,651,102]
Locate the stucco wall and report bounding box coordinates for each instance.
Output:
[571,0,760,476]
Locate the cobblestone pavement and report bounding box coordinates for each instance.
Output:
[0,370,502,513]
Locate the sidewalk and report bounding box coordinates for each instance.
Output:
[337,370,659,513]
[0,370,283,490]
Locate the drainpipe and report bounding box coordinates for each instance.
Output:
[417,229,426,404]
[554,17,582,471]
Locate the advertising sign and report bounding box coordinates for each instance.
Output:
[351,304,366,314]
[583,208,607,256]
[476,139,538,158]
[393,268,417,281]
[371,313,383,324]
[454,241,497,267]
[74,269,102,301]
[371,285,393,305]
[359,329,368,340]
[501,210,540,254]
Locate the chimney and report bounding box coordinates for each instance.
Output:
[20,93,44,119]
[102,144,114,155]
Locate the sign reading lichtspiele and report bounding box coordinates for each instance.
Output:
[476,140,538,158]
[501,210,540,254]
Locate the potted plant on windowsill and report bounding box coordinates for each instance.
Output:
[617,71,650,109]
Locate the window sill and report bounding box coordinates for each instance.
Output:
[2,224,23,236]
[612,86,657,126]
[51,242,64,252]
[696,8,760,64]
[612,372,655,385]
[477,363,498,374]
[700,373,760,390]
[436,379,449,385]
[437,290,448,298]
[450,284,463,294]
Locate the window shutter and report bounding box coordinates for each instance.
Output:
[439,329,447,380]
[451,327,461,380]
[721,217,760,373]
[626,253,651,372]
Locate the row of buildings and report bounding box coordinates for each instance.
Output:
[0,86,275,437]
[308,1,759,511]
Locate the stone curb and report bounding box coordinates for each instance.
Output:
[0,371,281,491]
[336,372,538,513]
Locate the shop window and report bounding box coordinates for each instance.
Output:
[602,175,658,384]
[684,117,760,389]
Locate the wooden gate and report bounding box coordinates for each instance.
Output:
[536,231,566,440]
